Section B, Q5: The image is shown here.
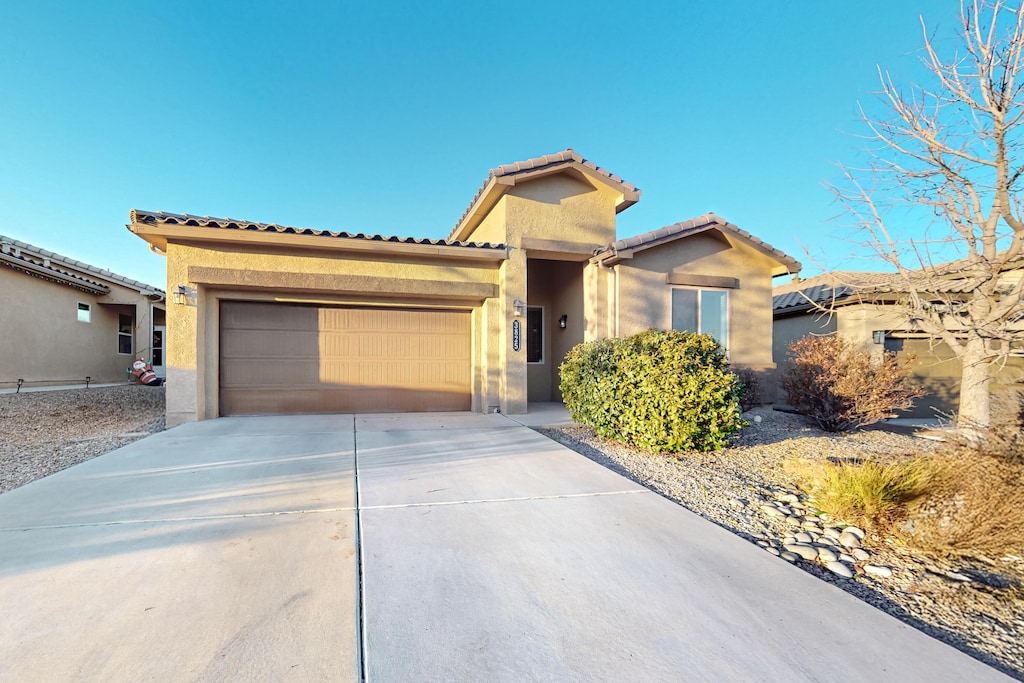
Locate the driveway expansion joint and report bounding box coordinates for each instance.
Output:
[0,506,357,532]
[361,488,648,511]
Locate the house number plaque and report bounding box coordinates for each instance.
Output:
[512,319,522,352]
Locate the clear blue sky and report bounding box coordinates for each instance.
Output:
[0,1,963,290]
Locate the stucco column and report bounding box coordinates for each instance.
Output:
[501,247,528,414]
[165,245,199,426]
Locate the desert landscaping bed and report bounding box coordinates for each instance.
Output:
[1,389,1021,678]
[540,409,1024,681]
[0,384,166,495]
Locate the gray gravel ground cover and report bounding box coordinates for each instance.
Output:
[0,384,165,494]
[539,408,1024,682]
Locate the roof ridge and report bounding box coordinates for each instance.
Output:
[448,149,640,241]
[0,233,164,294]
[129,209,506,250]
[601,213,801,273]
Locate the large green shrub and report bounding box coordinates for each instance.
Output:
[559,329,744,452]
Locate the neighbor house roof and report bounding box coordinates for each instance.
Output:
[0,234,163,297]
[448,149,641,242]
[593,212,801,277]
[773,257,1024,315]
[129,210,506,257]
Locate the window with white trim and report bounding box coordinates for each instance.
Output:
[118,314,133,355]
[671,288,729,349]
[77,303,91,323]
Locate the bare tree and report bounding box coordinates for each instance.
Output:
[832,0,1024,430]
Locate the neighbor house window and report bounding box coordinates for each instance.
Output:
[671,288,729,349]
[527,306,543,363]
[118,314,133,355]
[77,303,91,323]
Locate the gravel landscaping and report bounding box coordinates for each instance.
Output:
[0,384,166,494]
[539,408,1024,681]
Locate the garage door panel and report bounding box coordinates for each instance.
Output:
[220,329,320,358]
[222,302,317,331]
[220,302,472,416]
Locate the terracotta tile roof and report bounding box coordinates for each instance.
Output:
[131,209,505,250]
[449,149,640,241]
[0,234,163,296]
[599,212,801,273]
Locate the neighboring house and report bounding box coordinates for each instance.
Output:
[772,264,1024,418]
[0,235,166,389]
[127,149,800,426]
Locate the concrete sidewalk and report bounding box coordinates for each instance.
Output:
[0,410,1012,681]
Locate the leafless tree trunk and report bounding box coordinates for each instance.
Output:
[831,0,1024,430]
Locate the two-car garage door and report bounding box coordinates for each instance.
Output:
[219,301,472,415]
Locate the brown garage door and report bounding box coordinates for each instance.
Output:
[219,301,472,415]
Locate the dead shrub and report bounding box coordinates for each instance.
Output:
[900,448,1024,559]
[780,334,924,432]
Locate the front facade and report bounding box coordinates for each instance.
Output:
[0,235,166,389]
[129,150,799,426]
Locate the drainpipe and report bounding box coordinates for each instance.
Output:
[592,248,619,339]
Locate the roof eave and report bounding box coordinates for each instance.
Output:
[128,221,508,264]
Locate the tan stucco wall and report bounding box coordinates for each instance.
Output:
[504,174,618,249]
[0,266,164,389]
[772,312,838,366]
[614,231,779,368]
[163,241,506,425]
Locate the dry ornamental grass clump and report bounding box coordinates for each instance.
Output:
[900,448,1024,559]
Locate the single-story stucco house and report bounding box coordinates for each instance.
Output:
[128,149,800,426]
[0,235,166,390]
[773,263,1024,418]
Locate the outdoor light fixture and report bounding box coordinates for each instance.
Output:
[559,314,568,329]
[872,330,886,345]
[173,285,188,305]
[512,299,526,317]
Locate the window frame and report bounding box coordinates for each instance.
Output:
[669,286,730,351]
[77,302,91,323]
[117,313,134,355]
[526,305,544,364]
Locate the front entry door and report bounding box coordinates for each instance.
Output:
[152,325,166,379]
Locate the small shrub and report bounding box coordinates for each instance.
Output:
[734,367,763,412]
[559,329,744,452]
[780,335,924,432]
[806,458,936,528]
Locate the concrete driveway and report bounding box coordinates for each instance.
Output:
[0,413,1011,681]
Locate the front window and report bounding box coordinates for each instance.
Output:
[77,303,91,323]
[118,314,133,355]
[671,288,728,349]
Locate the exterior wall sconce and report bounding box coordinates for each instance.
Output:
[559,314,568,329]
[512,299,526,317]
[872,330,886,345]
[173,285,197,306]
